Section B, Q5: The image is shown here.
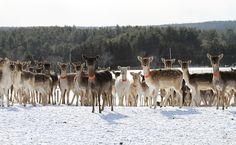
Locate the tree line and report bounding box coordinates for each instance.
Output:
[0,25,236,70]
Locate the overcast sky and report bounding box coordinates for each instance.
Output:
[1,0,236,27]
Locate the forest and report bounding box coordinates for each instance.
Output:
[0,21,236,70]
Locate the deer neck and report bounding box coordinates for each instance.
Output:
[182,68,190,84]
[88,66,96,81]
[60,71,67,77]
[212,65,221,81]
[121,73,127,82]
[143,66,151,79]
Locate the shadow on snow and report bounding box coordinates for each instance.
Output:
[99,111,128,124]
[160,108,201,119]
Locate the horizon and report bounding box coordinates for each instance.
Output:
[1,0,236,27]
[0,20,235,28]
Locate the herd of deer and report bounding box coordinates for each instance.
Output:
[0,53,235,113]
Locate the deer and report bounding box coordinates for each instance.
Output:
[17,61,52,106]
[83,55,113,113]
[115,66,131,106]
[178,60,216,106]
[112,71,121,106]
[69,62,88,106]
[73,63,89,106]
[137,56,183,108]
[57,62,74,105]
[129,71,151,107]
[160,58,178,107]
[0,58,15,107]
[207,53,236,110]
[42,62,59,105]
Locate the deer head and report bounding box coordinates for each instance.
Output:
[117,66,130,81]
[207,53,223,68]
[178,60,191,70]
[137,56,153,69]
[161,58,175,68]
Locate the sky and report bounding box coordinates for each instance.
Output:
[0,0,236,27]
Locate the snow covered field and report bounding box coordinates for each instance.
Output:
[0,67,236,145]
[0,105,236,145]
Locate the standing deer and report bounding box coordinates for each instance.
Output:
[0,58,15,107]
[161,58,177,106]
[83,55,113,113]
[207,53,236,110]
[178,60,215,106]
[137,56,183,108]
[115,66,131,106]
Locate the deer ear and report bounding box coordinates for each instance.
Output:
[130,72,134,76]
[219,53,224,60]
[207,53,211,59]
[137,56,142,61]
[138,71,142,75]
[149,56,154,62]
[117,66,121,70]
[161,58,165,63]
[188,60,192,64]
[178,60,182,65]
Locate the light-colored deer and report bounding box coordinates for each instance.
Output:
[137,56,183,108]
[0,58,15,107]
[115,66,131,106]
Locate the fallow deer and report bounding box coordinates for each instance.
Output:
[129,71,151,107]
[207,53,236,109]
[161,58,178,107]
[74,63,89,106]
[137,56,183,108]
[83,55,113,113]
[112,71,121,106]
[178,60,215,106]
[115,66,131,106]
[0,58,15,107]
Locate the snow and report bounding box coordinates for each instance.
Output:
[0,106,236,145]
[0,67,236,144]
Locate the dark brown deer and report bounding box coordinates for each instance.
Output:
[83,55,113,113]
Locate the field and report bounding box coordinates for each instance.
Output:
[0,67,235,145]
[0,106,236,145]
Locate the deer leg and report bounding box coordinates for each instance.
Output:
[216,91,220,110]
[92,92,95,113]
[70,93,76,105]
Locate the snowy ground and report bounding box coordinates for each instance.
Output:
[0,105,236,145]
[0,67,235,145]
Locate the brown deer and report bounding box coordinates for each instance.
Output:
[83,55,113,113]
[161,58,177,107]
[178,60,215,106]
[137,56,183,108]
[129,72,151,107]
[70,62,88,106]
[207,53,236,109]
[0,58,15,107]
